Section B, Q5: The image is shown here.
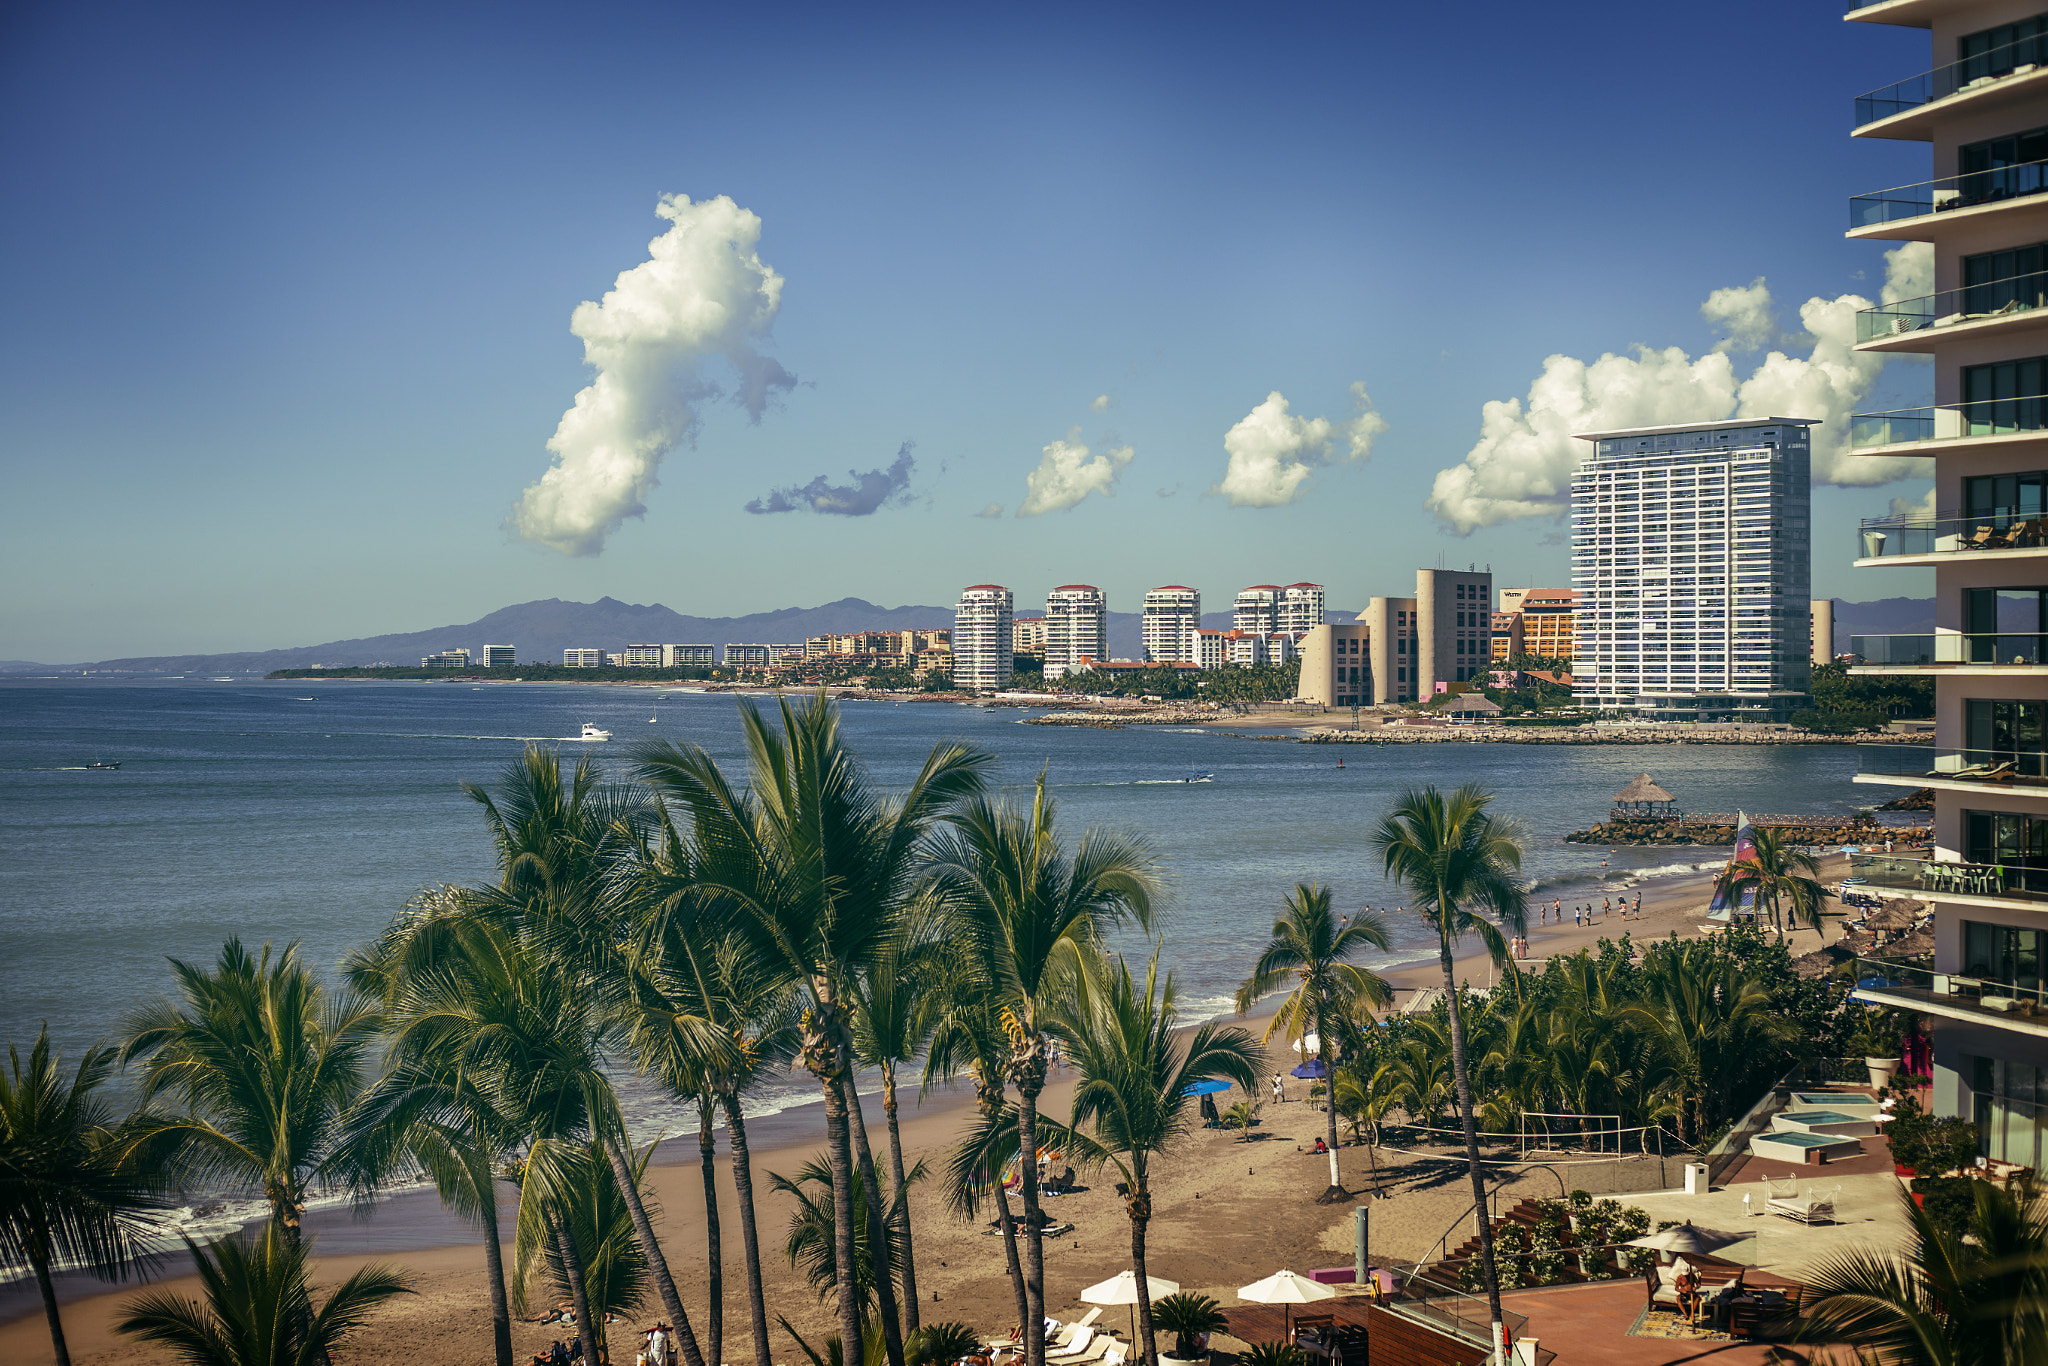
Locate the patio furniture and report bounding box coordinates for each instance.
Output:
[1767,1182,1838,1224]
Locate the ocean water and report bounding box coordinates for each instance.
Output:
[0,678,1873,1245]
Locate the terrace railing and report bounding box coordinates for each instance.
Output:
[1857,269,2048,342]
[1851,155,2048,229]
[1846,850,2048,903]
[1850,395,2048,449]
[1857,742,2048,787]
[1849,633,2048,666]
[1855,510,2048,558]
[1852,953,2048,1015]
[1855,30,2048,127]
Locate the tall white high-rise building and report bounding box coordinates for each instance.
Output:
[1233,585,1281,635]
[1142,586,1200,664]
[1842,0,2048,1175]
[1277,584,1325,639]
[1569,418,1814,720]
[953,585,1014,691]
[1044,585,1107,680]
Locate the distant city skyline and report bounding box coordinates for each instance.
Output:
[2,1,1940,661]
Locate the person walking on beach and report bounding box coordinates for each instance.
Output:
[1272,1074,1285,1104]
[1574,905,1583,927]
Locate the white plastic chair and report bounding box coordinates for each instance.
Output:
[1046,1327,1096,1362]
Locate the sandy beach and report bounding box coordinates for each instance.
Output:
[2,852,1853,1366]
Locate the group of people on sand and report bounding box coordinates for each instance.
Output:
[1533,892,1644,929]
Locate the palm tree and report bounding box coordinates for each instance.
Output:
[926,774,1160,1366]
[637,693,992,1366]
[1710,827,1831,935]
[518,1141,659,1361]
[1330,1061,1400,1195]
[117,939,380,1243]
[117,1225,413,1366]
[1055,951,1260,1366]
[770,1155,923,1324]
[1233,885,1390,1202]
[1372,783,1526,1366]
[1793,1180,2048,1363]
[460,744,717,1366]
[0,1027,169,1366]
[1622,942,1787,1145]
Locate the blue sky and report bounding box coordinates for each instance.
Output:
[1,0,1940,661]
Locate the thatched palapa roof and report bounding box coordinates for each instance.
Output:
[1865,901,1922,931]
[1444,693,1503,714]
[1615,773,1676,804]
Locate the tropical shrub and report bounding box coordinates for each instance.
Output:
[1223,1100,1262,1142]
[1237,1342,1306,1366]
[1150,1293,1227,1359]
[906,1323,983,1366]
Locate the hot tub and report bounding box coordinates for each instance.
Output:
[1773,1109,1881,1138]
[1751,1131,1863,1164]
[1793,1091,1880,1110]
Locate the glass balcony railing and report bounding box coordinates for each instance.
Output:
[1850,395,2048,448]
[1855,510,2048,558]
[1847,850,2048,902]
[1856,269,2048,341]
[1851,633,2048,665]
[1851,155,2048,229]
[1855,32,2048,128]
[1851,955,2048,1016]
[1858,742,2048,786]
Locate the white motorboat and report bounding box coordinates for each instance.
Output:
[579,723,611,742]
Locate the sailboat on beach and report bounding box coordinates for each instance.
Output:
[1705,812,1760,923]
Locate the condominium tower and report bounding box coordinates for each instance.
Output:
[1277,583,1326,639]
[1232,586,1280,635]
[1044,585,1108,680]
[1845,0,2048,1173]
[953,584,1014,691]
[1142,586,1200,664]
[1362,567,1493,704]
[1569,419,1814,721]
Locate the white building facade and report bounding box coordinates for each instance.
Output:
[1844,0,2048,1173]
[724,644,772,670]
[1277,583,1325,639]
[481,645,516,667]
[1232,585,1280,635]
[1569,419,1814,721]
[1142,586,1201,664]
[562,649,602,668]
[665,644,716,669]
[622,644,666,668]
[1044,585,1107,680]
[953,584,1014,691]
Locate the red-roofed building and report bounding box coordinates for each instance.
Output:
[1143,586,1201,665]
[1045,584,1107,680]
[953,584,1013,692]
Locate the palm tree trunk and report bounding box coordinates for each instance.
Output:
[1317,999,1342,1199]
[478,1170,515,1366]
[719,1092,775,1366]
[600,1138,708,1366]
[839,1071,908,1366]
[699,1099,723,1366]
[1015,1080,1048,1366]
[30,1248,70,1366]
[995,1183,1029,1337]
[1439,947,1506,1364]
[1128,1203,1159,1366]
[819,1062,865,1366]
[553,1214,601,1366]
[880,1062,921,1332]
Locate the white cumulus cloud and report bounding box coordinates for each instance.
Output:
[1090,393,1111,412]
[975,502,1005,519]
[1214,387,1385,507]
[1017,433,1134,516]
[1425,245,1934,533]
[511,194,795,556]
[1346,381,1390,458]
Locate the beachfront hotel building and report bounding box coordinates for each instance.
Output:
[1843,0,2048,1171]
[1362,567,1494,704]
[562,648,602,668]
[1232,585,1280,635]
[421,648,471,668]
[1276,583,1326,640]
[1044,585,1107,680]
[1567,419,1815,721]
[481,644,516,667]
[1012,616,1049,656]
[953,584,1014,692]
[1298,622,1372,707]
[1491,589,1578,663]
[1142,586,1201,663]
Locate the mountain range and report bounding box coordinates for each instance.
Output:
[5,594,1938,673]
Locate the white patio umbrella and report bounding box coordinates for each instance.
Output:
[1237,1269,1334,1339]
[1081,1269,1180,1346]
[1622,1222,1748,1259]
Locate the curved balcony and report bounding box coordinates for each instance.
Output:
[1856,270,2048,349]
[1850,156,2048,237]
[1854,510,2048,562]
[1850,632,2048,667]
[1855,31,2048,135]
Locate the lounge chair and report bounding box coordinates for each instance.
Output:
[1046,1327,1097,1361]
[1767,1181,1838,1224]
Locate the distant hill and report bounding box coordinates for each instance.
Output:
[1826,597,1936,653]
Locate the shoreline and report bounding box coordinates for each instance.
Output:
[0,846,1853,1363]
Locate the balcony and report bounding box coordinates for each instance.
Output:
[1849,156,2048,238]
[1854,32,2048,136]
[1857,742,2048,790]
[1854,510,2048,563]
[1849,396,2048,454]
[1850,955,2048,1038]
[1848,850,2048,906]
[1855,270,2048,350]
[1850,633,2048,668]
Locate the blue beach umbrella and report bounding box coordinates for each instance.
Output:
[1290,1060,1328,1080]
[1182,1079,1232,1097]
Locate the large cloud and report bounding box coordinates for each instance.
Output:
[1018,433,1134,516]
[747,443,915,516]
[1426,244,1934,533]
[511,194,796,555]
[1212,387,1387,507]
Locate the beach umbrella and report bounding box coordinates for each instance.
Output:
[1237,1269,1334,1338]
[1623,1222,1748,1258]
[1182,1079,1231,1097]
[1865,902,1917,932]
[1289,1060,1327,1080]
[1291,1033,1321,1054]
[1081,1269,1179,1344]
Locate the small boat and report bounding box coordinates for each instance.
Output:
[648,711,658,723]
[579,723,611,742]
[1185,771,1213,783]
[87,760,121,770]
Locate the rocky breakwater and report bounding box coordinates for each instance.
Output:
[1565,815,1904,847]
[1301,725,1919,746]
[1025,707,1215,728]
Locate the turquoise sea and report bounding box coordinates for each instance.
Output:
[0,678,1878,1256]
